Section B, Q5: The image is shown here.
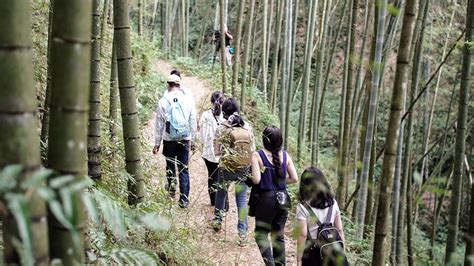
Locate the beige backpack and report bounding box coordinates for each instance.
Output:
[219,124,253,171]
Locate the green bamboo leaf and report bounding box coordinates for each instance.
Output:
[21,168,53,189]
[59,187,75,221]
[139,212,171,231]
[96,192,127,239]
[0,165,22,192]
[47,200,74,231]
[49,175,75,189]
[6,193,34,266]
[82,192,100,225]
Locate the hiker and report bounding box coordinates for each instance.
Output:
[153,74,197,208]
[249,126,298,266]
[199,91,228,210]
[168,69,194,99]
[295,167,348,266]
[214,24,233,66]
[212,98,255,243]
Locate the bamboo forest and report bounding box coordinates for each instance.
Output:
[0,0,473,265]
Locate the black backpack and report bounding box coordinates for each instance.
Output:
[304,202,347,265]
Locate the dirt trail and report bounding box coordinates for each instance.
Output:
[145,60,296,265]
[146,60,260,265]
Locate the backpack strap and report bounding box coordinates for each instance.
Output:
[304,202,322,227]
[325,204,334,224]
[212,112,220,125]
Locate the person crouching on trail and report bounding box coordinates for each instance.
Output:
[153,74,197,208]
[249,126,298,265]
[212,98,255,244]
[199,91,229,210]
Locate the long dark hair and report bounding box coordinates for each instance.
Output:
[222,98,244,127]
[298,167,335,209]
[262,126,284,179]
[211,91,225,116]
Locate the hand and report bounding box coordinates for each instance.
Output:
[152,145,160,154]
[190,142,196,152]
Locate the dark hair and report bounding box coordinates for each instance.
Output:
[211,91,225,116]
[262,126,284,179]
[167,81,180,88]
[222,98,244,127]
[170,69,181,78]
[298,167,335,209]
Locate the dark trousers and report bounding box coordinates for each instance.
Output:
[163,140,190,204]
[255,190,288,266]
[204,159,219,206]
[203,159,229,210]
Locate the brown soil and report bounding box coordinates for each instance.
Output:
[145,60,297,265]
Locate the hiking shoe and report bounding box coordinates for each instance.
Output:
[237,232,249,246]
[178,201,189,209]
[212,221,222,232]
[165,182,176,198]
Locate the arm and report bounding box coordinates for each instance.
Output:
[251,152,261,184]
[225,31,233,40]
[334,211,346,245]
[249,126,256,151]
[189,98,197,143]
[296,219,307,266]
[286,154,298,184]
[213,127,223,157]
[198,113,205,143]
[153,101,165,153]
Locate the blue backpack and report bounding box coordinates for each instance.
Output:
[165,93,190,139]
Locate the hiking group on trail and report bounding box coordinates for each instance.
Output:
[153,71,348,265]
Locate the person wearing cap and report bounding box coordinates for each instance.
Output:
[153,74,197,208]
[167,69,194,99]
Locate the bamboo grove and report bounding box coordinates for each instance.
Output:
[0,0,473,264]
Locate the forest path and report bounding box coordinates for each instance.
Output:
[145,60,263,265]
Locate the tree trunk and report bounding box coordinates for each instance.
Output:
[446,0,473,262]
[40,0,55,161]
[240,0,256,112]
[310,0,330,165]
[408,2,430,264]
[218,0,227,93]
[231,0,246,97]
[47,0,92,263]
[109,40,119,139]
[180,0,186,56]
[88,0,102,180]
[114,0,145,205]
[371,0,418,264]
[296,0,318,162]
[429,82,456,259]
[261,0,269,102]
[364,123,377,232]
[355,0,383,238]
[390,72,407,264]
[284,0,299,149]
[269,0,285,113]
[466,180,474,266]
[317,0,349,142]
[337,0,360,205]
[138,0,143,36]
[100,0,110,45]
[0,1,50,264]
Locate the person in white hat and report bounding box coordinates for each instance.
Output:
[153,73,197,208]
